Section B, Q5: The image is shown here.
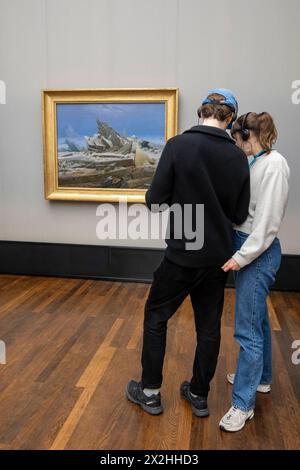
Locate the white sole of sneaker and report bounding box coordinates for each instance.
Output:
[219,410,254,432]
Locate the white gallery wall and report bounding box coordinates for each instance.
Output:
[0,0,299,253]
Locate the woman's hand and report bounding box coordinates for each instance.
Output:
[222,258,241,272]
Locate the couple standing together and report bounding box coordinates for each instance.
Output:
[126,88,290,432]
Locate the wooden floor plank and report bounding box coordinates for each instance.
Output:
[267,296,282,331]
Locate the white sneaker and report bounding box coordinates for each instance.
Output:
[227,373,271,393]
[219,406,254,432]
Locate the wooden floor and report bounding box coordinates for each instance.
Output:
[0,274,299,450]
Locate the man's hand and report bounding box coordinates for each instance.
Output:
[222,258,241,272]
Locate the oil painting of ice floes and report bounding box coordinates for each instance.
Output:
[56,103,166,190]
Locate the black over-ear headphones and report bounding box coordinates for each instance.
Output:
[240,112,251,141]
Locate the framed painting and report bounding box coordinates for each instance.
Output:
[42,88,178,203]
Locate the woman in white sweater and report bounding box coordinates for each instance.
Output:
[219,112,290,432]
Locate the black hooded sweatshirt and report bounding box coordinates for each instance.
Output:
[145,125,250,267]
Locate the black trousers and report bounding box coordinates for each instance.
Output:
[141,255,228,397]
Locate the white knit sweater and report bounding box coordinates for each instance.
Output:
[232,149,290,268]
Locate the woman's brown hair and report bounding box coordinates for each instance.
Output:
[231,112,278,153]
[198,93,233,122]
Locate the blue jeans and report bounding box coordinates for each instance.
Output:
[232,230,282,411]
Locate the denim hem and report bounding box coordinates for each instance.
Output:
[232,402,255,412]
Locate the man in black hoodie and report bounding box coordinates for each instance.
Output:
[126,89,250,417]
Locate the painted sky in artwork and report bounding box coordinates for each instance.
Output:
[56,102,166,145]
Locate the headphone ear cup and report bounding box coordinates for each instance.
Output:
[242,129,250,141]
[197,106,202,119]
[240,112,251,140]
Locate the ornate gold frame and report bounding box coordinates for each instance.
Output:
[42,88,178,203]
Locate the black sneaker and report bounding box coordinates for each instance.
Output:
[180,381,209,417]
[126,380,163,415]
